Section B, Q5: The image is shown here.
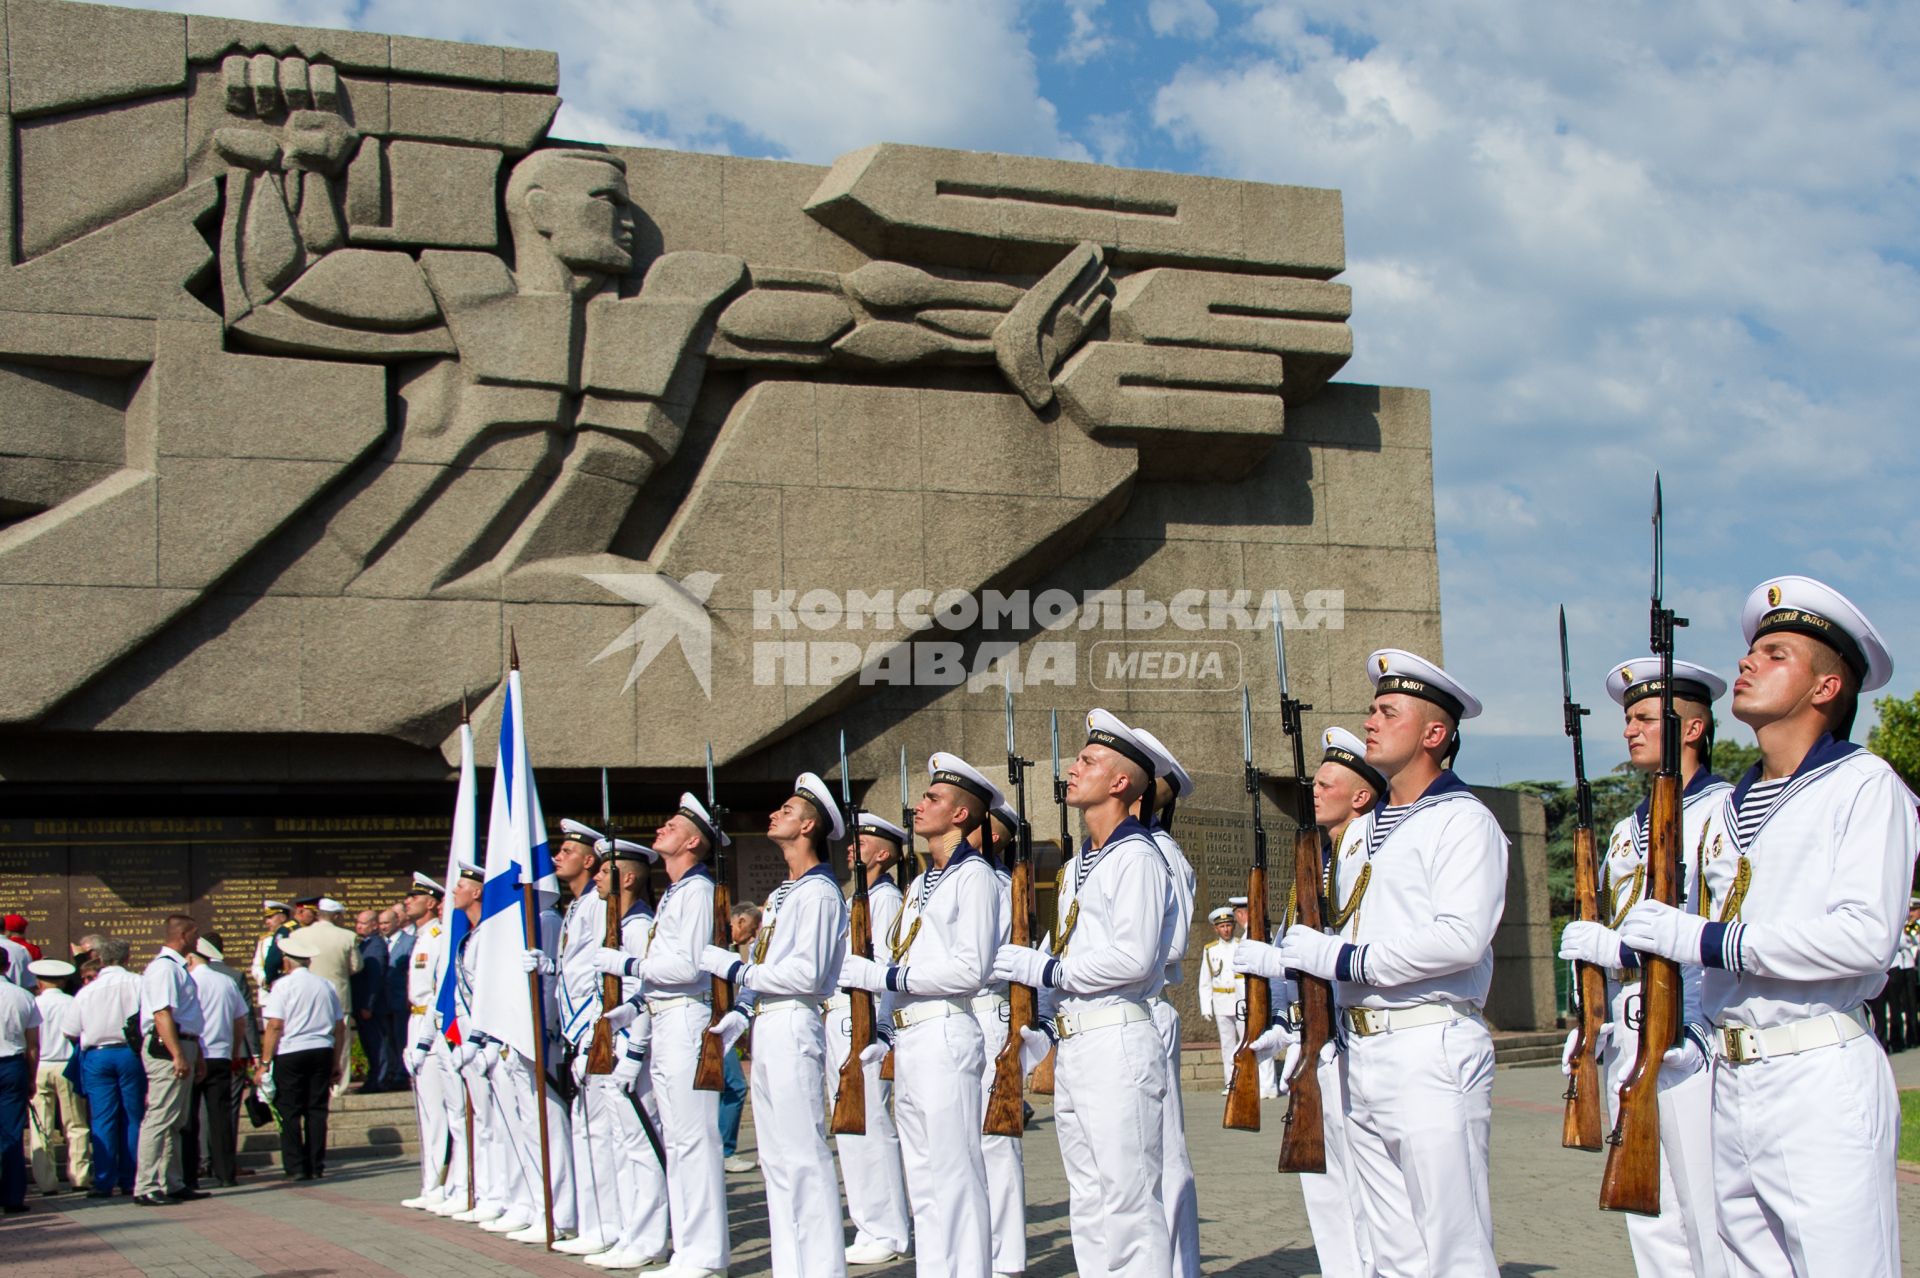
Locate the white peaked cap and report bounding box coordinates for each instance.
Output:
[1604,657,1728,708]
[602,837,658,864]
[559,818,605,846]
[927,753,1003,810]
[1741,574,1891,692]
[1207,907,1234,923]
[677,792,731,848]
[1132,726,1194,798]
[1366,649,1482,720]
[1084,708,1158,779]
[855,812,909,845]
[793,771,846,841]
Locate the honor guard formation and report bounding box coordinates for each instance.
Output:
[2,517,1915,1278]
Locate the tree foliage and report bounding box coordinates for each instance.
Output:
[1869,691,1920,791]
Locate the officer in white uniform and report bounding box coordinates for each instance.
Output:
[1243,650,1507,1278]
[994,710,1176,1278]
[398,873,463,1212]
[444,862,520,1226]
[581,834,670,1270]
[1617,576,1917,1278]
[1198,908,1240,1091]
[829,812,913,1268]
[700,773,851,1278]
[842,752,1000,1278]
[609,792,730,1278]
[1558,658,1731,1277]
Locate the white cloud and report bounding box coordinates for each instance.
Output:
[1148,0,1218,41]
[1060,0,1112,66]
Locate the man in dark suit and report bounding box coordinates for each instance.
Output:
[348,911,389,1092]
[376,909,411,1092]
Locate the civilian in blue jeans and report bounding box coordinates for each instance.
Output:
[719,1045,746,1159]
[70,937,146,1196]
[0,975,39,1213]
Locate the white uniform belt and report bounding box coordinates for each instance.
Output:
[1344,1001,1478,1038]
[754,995,823,1018]
[891,997,967,1030]
[1056,1002,1151,1040]
[1714,1009,1869,1064]
[647,994,706,1014]
[825,993,852,1013]
[970,992,1008,1015]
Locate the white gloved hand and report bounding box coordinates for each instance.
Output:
[1231,938,1287,980]
[403,1045,427,1075]
[1658,1025,1711,1088]
[1249,1022,1295,1063]
[859,1041,890,1068]
[1277,1040,1303,1094]
[1560,1028,1579,1076]
[1558,920,1626,969]
[1018,1025,1052,1075]
[478,1044,501,1077]
[454,1042,479,1071]
[611,1052,643,1088]
[602,1000,639,1032]
[991,943,1053,988]
[520,948,554,975]
[592,946,635,977]
[706,1008,748,1055]
[571,1051,591,1084]
[1617,900,1708,965]
[698,945,743,980]
[1274,925,1345,981]
[840,954,888,994]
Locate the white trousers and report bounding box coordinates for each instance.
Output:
[1711,1031,1899,1277]
[1342,1015,1496,1278]
[494,1050,577,1233]
[1211,1009,1240,1087]
[609,1068,669,1259]
[1054,1012,1170,1278]
[1298,1047,1372,1278]
[649,1002,730,1272]
[1149,1000,1201,1278]
[572,1074,626,1247]
[1601,1013,1725,1277]
[408,1014,457,1197]
[465,1051,519,1211]
[826,1000,912,1255]
[896,1009,993,1278]
[971,1000,1027,1275]
[750,1004,848,1278]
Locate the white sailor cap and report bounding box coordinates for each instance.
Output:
[677,792,731,849]
[262,899,291,914]
[1605,657,1728,708]
[29,958,75,980]
[279,929,319,959]
[1742,575,1891,692]
[1228,895,1249,908]
[405,872,446,899]
[316,897,345,914]
[602,837,658,865]
[1084,708,1158,781]
[1132,727,1194,799]
[194,937,224,962]
[455,860,484,884]
[927,752,1003,812]
[793,772,846,841]
[1367,649,1482,720]
[855,812,909,846]
[1320,725,1387,794]
[1207,907,1235,924]
[558,818,606,850]
[990,799,1019,835]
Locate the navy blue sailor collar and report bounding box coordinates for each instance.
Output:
[1731,732,1862,809]
[1633,766,1729,829]
[1411,768,1473,803]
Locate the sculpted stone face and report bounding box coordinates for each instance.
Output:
[513,151,635,280]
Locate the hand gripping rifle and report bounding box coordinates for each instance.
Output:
[694,743,734,1092]
[1028,709,1067,1097]
[1224,685,1272,1132]
[1275,609,1331,1173]
[588,767,621,1075]
[985,678,1038,1137]
[832,731,875,1135]
[1599,476,1687,1215]
[1559,608,1606,1150]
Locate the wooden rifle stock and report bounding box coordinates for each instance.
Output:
[1598,771,1680,1214]
[693,875,734,1092]
[1277,824,1330,1171]
[832,859,875,1135]
[586,855,622,1075]
[984,849,1035,1137]
[1223,864,1270,1131]
[1561,822,1607,1150]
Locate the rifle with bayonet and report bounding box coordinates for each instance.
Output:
[1559,607,1606,1151]
[1224,686,1272,1132]
[588,767,621,1075]
[832,731,875,1135]
[1029,709,1067,1097]
[694,744,733,1092]
[985,678,1038,1137]
[880,745,912,1084]
[1599,476,1686,1214]
[1276,603,1330,1174]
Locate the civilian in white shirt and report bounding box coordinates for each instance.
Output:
[185,940,249,1190]
[256,929,346,1181]
[26,959,88,1194]
[134,916,207,1206]
[0,935,30,990]
[71,936,143,1196]
[0,973,40,1212]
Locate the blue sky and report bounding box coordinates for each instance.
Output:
[118,0,1920,783]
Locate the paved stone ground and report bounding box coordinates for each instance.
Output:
[12,1057,1920,1277]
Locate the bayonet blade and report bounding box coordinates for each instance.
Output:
[704,742,716,808]
[1049,709,1061,785]
[1652,474,1664,605]
[600,766,611,831]
[1559,606,1573,707]
[1004,670,1017,757]
[839,730,853,806]
[1241,685,1254,766]
[1271,596,1289,698]
[899,745,909,811]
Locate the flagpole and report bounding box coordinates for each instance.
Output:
[463,1082,476,1212]
[510,633,558,1251]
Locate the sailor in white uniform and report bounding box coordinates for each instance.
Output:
[1242,650,1507,1277]
[499,878,577,1243]
[974,800,1028,1278]
[842,752,1000,1278]
[1198,907,1241,1091]
[829,812,913,1268]
[700,773,851,1278]
[994,710,1176,1278]
[1228,894,1279,1098]
[447,861,523,1227]
[1617,576,1918,1278]
[397,873,465,1212]
[1558,658,1732,1277]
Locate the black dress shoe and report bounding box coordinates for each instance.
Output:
[134,1193,173,1207]
[167,1188,211,1201]
[295,1172,316,1181]
[3,1204,28,1215]
[86,1189,114,1199]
